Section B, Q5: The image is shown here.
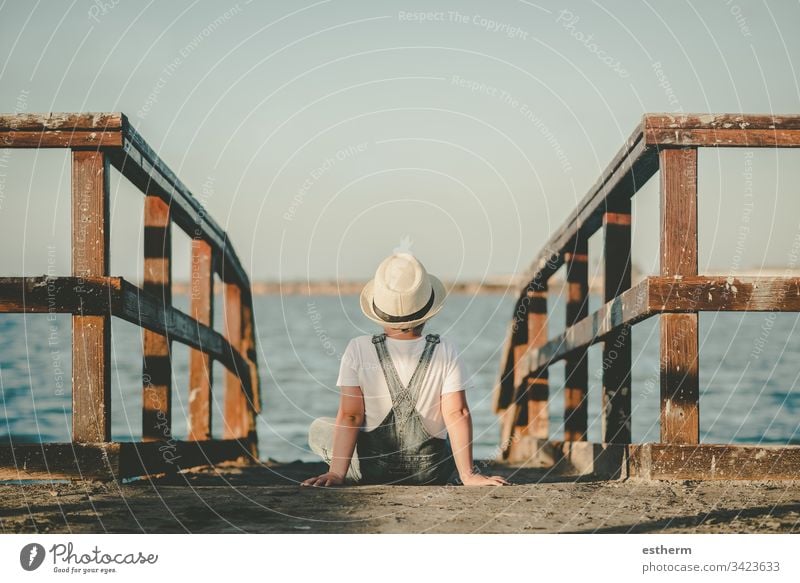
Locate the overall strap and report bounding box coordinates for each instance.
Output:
[372,333,440,426]
[406,334,440,404]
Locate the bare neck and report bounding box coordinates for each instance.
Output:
[383,326,423,340]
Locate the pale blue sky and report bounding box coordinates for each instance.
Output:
[1,0,799,283]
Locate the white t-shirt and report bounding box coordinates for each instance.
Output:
[336,334,472,438]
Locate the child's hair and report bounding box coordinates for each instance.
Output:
[397,322,426,334]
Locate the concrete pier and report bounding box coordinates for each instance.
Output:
[2,460,798,534]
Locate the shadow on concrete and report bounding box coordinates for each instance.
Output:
[147,459,611,487]
[571,503,800,533]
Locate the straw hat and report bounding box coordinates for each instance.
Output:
[360,252,447,329]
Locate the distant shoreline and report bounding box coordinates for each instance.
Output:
[170,276,602,296]
[168,266,793,296]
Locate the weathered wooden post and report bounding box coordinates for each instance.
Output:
[564,237,589,441]
[659,147,700,444]
[142,195,172,441]
[496,312,521,451]
[498,279,549,454]
[71,150,111,443]
[602,200,633,443]
[188,239,214,441]
[223,283,247,440]
[524,280,549,439]
[241,300,260,458]
[495,321,518,442]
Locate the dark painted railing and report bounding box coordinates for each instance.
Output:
[0,113,261,480]
[494,113,800,480]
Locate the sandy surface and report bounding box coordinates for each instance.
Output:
[1,460,799,534]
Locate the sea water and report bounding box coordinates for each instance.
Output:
[1,293,798,461]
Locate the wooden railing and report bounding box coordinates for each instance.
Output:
[0,113,261,480]
[494,113,800,480]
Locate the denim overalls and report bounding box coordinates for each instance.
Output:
[355,333,457,485]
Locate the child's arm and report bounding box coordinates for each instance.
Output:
[442,391,509,486]
[302,386,364,487]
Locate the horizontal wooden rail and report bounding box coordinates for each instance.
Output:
[648,275,800,312]
[0,276,259,409]
[0,439,254,481]
[522,275,800,379]
[644,114,800,148]
[525,281,650,378]
[501,439,800,481]
[0,112,123,148]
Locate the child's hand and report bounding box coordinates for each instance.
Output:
[460,473,510,486]
[301,471,345,487]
